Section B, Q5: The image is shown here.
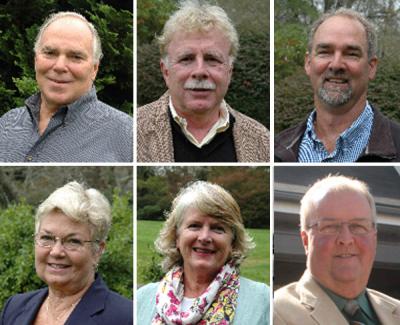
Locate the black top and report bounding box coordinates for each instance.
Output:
[169,110,237,162]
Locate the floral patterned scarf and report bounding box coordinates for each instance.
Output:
[152,261,240,325]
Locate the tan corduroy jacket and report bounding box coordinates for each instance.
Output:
[137,93,270,162]
[274,270,400,325]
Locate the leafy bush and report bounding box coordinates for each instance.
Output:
[0,192,132,311]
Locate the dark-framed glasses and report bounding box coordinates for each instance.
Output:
[34,232,99,251]
[307,219,376,236]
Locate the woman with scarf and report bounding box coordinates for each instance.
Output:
[137,181,270,324]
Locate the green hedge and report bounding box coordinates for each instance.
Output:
[137,30,269,128]
[0,192,132,311]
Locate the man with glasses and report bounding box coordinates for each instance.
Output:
[274,175,400,325]
[137,0,269,162]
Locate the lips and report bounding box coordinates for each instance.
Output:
[48,263,71,269]
[193,247,215,254]
[325,77,348,84]
[335,253,356,258]
[48,77,71,84]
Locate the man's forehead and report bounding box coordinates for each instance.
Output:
[313,15,368,47]
[42,16,92,39]
[167,29,230,53]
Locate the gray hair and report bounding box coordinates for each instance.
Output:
[35,181,112,242]
[34,11,103,64]
[308,8,377,60]
[155,181,254,272]
[158,0,239,65]
[300,175,377,231]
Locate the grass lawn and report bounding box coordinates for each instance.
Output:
[137,220,270,286]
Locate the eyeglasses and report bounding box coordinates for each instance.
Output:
[34,233,99,251]
[307,219,376,236]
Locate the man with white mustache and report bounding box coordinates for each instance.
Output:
[137,0,270,162]
[274,175,400,325]
[275,8,400,162]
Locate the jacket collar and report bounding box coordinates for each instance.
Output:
[25,86,98,126]
[361,107,397,160]
[297,270,349,325]
[14,274,108,325]
[275,105,398,162]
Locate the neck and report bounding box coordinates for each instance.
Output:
[174,105,221,143]
[183,268,216,298]
[314,97,367,153]
[38,99,60,135]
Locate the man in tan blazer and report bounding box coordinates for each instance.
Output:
[274,175,400,325]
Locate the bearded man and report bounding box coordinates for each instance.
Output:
[275,8,400,162]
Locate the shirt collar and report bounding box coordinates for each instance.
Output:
[168,96,230,148]
[25,86,98,125]
[321,285,375,320]
[306,102,373,145]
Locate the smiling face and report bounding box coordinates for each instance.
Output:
[301,190,377,298]
[161,28,233,118]
[305,15,377,112]
[35,211,102,294]
[35,17,99,111]
[176,207,233,281]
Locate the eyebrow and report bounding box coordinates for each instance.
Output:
[40,229,83,237]
[315,43,363,53]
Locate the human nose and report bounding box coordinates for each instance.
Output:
[49,238,66,255]
[53,55,68,72]
[198,227,212,243]
[336,223,354,244]
[191,57,209,80]
[328,52,345,72]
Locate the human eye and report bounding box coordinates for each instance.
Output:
[69,52,85,62]
[318,221,339,234]
[42,48,56,57]
[212,225,226,234]
[349,221,370,234]
[187,223,201,230]
[178,55,194,65]
[64,237,84,249]
[39,234,54,242]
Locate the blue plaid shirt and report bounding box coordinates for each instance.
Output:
[298,103,374,162]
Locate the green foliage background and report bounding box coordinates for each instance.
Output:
[0,190,132,311]
[137,166,270,228]
[137,0,269,128]
[0,0,132,117]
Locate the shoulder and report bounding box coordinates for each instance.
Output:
[229,107,269,136]
[95,100,133,125]
[137,94,169,125]
[1,289,46,323]
[274,281,300,303]
[137,282,158,302]
[239,277,269,296]
[0,107,27,122]
[275,120,307,144]
[235,277,270,325]
[104,289,133,310]
[367,288,400,306]
[137,283,158,324]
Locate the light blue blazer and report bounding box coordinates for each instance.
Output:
[137,276,269,324]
